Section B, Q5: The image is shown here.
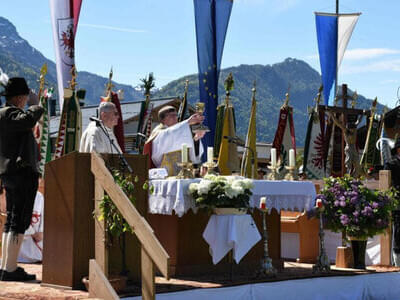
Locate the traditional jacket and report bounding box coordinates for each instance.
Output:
[0,104,44,175]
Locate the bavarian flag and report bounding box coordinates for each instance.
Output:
[315,12,360,105]
[272,94,296,172]
[217,102,240,175]
[240,87,258,179]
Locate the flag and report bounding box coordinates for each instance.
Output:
[303,108,326,179]
[194,0,233,154]
[217,103,239,175]
[360,99,382,170]
[272,94,296,171]
[50,0,82,109]
[38,88,53,176]
[303,87,326,179]
[315,12,360,105]
[63,88,81,154]
[178,80,189,122]
[240,87,257,178]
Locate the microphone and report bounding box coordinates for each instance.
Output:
[89,116,103,126]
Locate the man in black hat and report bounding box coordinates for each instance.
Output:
[0,77,43,281]
[385,137,400,266]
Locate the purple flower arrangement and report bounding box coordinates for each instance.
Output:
[316,175,396,240]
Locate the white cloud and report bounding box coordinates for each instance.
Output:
[341,59,400,74]
[344,48,400,60]
[79,23,147,33]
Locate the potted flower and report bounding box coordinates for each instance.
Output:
[188,175,254,214]
[315,175,397,269]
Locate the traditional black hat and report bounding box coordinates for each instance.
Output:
[0,77,30,97]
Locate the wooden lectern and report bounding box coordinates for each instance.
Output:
[42,152,148,289]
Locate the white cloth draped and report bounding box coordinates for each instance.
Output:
[149,179,316,217]
[151,120,203,168]
[79,121,122,154]
[203,214,261,264]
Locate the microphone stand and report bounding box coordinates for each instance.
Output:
[225,137,255,177]
[94,120,133,174]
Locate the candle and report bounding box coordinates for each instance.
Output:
[270,148,277,167]
[289,149,295,167]
[207,147,214,163]
[316,199,323,209]
[260,197,267,210]
[181,143,188,163]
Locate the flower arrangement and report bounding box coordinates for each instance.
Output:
[315,175,397,240]
[189,175,254,209]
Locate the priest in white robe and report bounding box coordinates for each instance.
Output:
[80,102,122,154]
[146,106,206,170]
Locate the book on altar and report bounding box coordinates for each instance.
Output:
[149,168,168,180]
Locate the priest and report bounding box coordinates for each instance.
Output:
[79,102,121,154]
[144,105,206,173]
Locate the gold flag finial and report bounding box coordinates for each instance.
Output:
[224,72,234,96]
[252,80,256,95]
[69,65,77,90]
[105,67,114,95]
[38,63,48,99]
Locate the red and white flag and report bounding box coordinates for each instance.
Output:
[49,0,82,109]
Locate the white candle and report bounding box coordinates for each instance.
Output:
[207,147,214,163]
[289,149,295,167]
[260,197,266,209]
[270,148,277,167]
[181,143,188,163]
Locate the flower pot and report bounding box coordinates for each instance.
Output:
[350,239,367,269]
[214,208,247,215]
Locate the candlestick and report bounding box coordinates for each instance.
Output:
[284,166,298,181]
[270,148,277,167]
[289,149,295,167]
[207,147,214,163]
[181,144,188,163]
[312,208,331,273]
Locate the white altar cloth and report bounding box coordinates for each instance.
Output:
[149,179,316,217]
[202,214,261,264]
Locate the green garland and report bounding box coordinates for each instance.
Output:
[97,169,144,237]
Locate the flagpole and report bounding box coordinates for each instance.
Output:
[335,0,339,102]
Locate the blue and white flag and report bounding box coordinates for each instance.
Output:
[315,12,360,105]
[194,0,233,158]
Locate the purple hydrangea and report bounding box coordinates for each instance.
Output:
[334,200,340,207]
[340,201,346,207]
[340,214,350,225]
[371,202,379,209]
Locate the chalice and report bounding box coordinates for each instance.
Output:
[192,102,210,133]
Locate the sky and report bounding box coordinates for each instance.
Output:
[1,0,400,107]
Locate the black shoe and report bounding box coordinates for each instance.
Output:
[0,267,36,281]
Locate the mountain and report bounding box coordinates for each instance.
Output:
[155,58,383,146]
[0,16,142,106]
[1,16,382,146]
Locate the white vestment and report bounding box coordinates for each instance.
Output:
[151,120,204,167]
[18,192,44,263]
[79,121,122,154]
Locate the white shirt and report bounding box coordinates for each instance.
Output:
[79,121,122,154]
[151,120,204,167]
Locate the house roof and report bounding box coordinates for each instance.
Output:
[50,97,181,135]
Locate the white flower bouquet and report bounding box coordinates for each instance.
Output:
[189,175,254,209]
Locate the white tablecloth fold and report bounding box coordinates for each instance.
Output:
[149,179,316,217]
[202,214,261,265]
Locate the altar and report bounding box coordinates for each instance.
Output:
[146,178,316,276]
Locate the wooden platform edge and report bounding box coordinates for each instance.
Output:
[89,259,119,299]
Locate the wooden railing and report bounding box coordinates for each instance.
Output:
[89,152,170,299]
